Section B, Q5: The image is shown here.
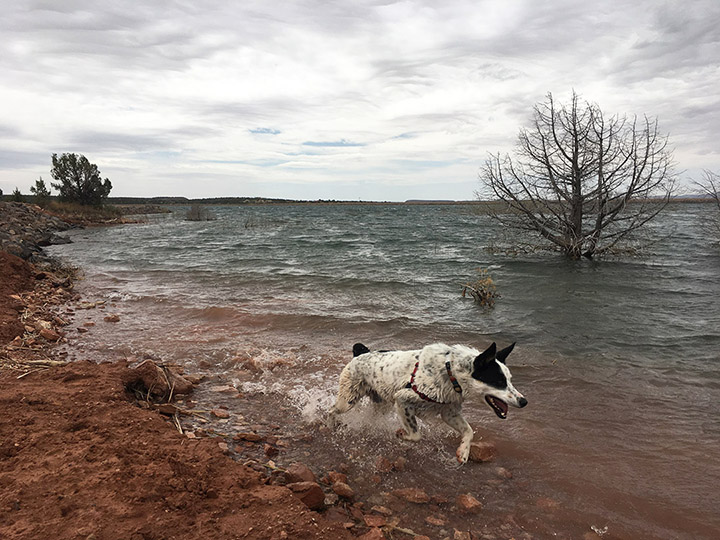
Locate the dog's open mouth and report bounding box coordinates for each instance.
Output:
[485,396,508,419]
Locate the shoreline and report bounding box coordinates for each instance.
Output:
[0,204,357,540]
[1,202,534,540]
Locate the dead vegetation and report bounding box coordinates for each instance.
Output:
[461,268,500,307]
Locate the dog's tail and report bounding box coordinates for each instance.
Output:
[352,343,370,357]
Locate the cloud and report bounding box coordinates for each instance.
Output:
[0,0,718,200]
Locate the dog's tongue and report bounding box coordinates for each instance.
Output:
[485,396,508,419]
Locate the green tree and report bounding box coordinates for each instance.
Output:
[50,153,112,205]
[30,176,51,207]
[12,187,23,202]
[479,91,675,258]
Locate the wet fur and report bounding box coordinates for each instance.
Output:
[328,342,527,463]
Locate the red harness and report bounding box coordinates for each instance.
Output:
[406,361,463,403]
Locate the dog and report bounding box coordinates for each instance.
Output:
[328,342,527,463]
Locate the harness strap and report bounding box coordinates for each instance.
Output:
[405,360,463,403]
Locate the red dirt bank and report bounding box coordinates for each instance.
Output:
[0,252,354,540]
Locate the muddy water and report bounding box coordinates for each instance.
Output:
[48,203,720,539]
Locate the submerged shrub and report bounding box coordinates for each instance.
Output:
[462,268,499,307]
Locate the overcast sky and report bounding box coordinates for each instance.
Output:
[1,0,718,201]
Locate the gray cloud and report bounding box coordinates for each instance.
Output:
[0,0,718,200]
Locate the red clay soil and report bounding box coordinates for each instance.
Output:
[0,253,352,539]
[0,252,35,344]
[0,360,353,540]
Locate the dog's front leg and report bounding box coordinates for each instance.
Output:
[393,396,422,441]
[441,407,474,464]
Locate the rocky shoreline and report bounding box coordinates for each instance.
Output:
[1,202,513,540]
[0,202,74,260]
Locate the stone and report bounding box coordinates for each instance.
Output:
[363,514,387,528]
[453,530,472,540]
[39,327,61,341]
[391,488,430,504]
[264,444,279,458]
[456,494,482,513]
[468,441,497,462]
[496,467,513,479]
[425,515,448,526]
[103,314,120,323]
[285,462,316,484]
[211,409,230,419]
[370,505,393,516]
[393,456,407,471]
[332,481,354,499]
[234,432,263,442]
[358,528,386,540]
[286,482,325,510]
[375,457,393,473]
[122,360,194,400]
[328,471,348,484]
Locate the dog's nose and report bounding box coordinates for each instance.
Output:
[518,397,528,408]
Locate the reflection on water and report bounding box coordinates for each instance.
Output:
[49,203,720,539]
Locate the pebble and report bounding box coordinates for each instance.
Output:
[211,409,230,419]
[332,481,354,499]
[456,494,483,513]
[391,487,430,504]
[468,441,497,462]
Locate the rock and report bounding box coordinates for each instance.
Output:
[425,515,448,526]
[286,482,325,510]
[393,456,407,471]
[358,528,386,540]
[39,327,61,341]
[332,481,354,499]
[218,442,229,453]
[375,457,393,473]
[414,537,431,540]
[103,314,120,323]
[156,403,179,415]
[285,462,316,484]
[211,409,230,419]
[453,530,472,540]
[234,432,263,443]
[363,514,387,527]
[77,327,89,333]
[456,494,483,513]
[264,444,279,458]
[468,441,497,462]
[391,488,430,504]
[122,360,194,400]
[496,467,513,479]
[328,471,348,484]
[370,505,393,516]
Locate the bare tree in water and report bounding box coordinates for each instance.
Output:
[479,91,675,258]
[695,170,720,237]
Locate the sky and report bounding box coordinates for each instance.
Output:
[1,0,719,202]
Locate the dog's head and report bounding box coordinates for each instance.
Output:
[471,342,527,419]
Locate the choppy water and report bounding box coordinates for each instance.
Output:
[48,203,720,539]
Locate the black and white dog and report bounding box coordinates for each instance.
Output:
[327,342,527,463]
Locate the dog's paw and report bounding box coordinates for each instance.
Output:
[396,428,421,441]
[456,445,470,464]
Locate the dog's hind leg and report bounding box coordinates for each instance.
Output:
[441,407,474,464]
[393,395,422,442]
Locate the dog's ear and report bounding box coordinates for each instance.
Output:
[496,342,516,364]
[353,343,370,357]
[473,342,497,372]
